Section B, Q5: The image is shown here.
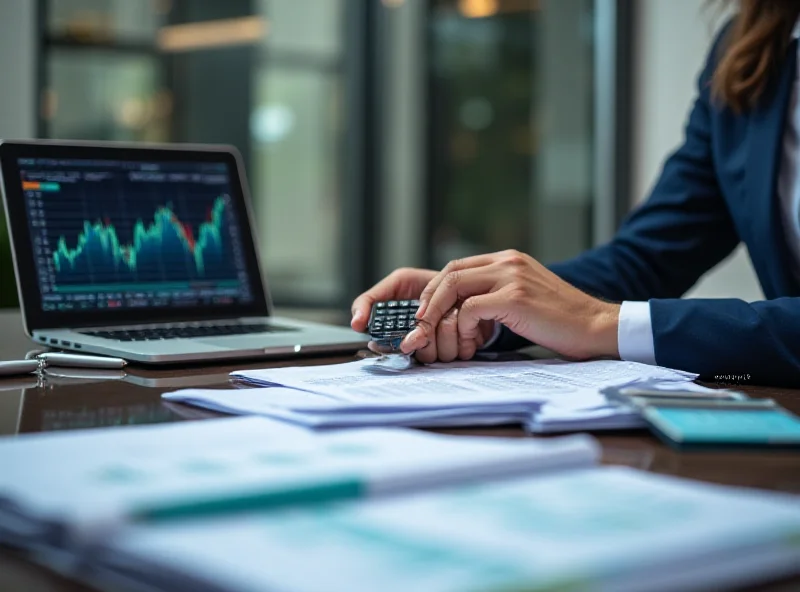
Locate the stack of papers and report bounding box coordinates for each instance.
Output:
[3,400,800,592]
[85,467,800,592]
[166,386,540,428]
[230,357,698,393]
[527,381,720,433]
[0,416,599,566]
[529,405,648,433]
[163,358,698,429]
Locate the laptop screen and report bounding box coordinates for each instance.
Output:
[19,157,255,313]
[1,143,270,330]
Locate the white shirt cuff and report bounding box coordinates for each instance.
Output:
[478,322,504,350]
[617,301,656,365]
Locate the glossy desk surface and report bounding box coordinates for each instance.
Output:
[0,311,798,592]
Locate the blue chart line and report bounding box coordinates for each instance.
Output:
[52,196,231,287]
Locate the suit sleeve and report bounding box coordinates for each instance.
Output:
[492,24,800,386]
[493,24,738,352]
[650,298,800,386]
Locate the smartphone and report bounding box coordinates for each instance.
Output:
[642,399,800,450]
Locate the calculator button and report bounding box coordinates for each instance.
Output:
[399,300,410,307]
[375,308,388,316]
[376,302,387,309]
[410,300,421,307]
[387,301,399,308]
[385,320,396,329]
[408,320,416,329]
[372,322,383,330]
[397,319,408,329]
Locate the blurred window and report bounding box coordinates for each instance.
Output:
[47,0,166,43]
[45,51,167,142]
[426,0,596,268]
[38,0,346,307]
[35,0,624,310]
[252,0,345,305]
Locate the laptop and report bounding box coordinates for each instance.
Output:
[0,140,367,363]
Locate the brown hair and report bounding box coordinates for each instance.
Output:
[712,0,800,112]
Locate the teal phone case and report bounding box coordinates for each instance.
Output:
[643,406,800,450]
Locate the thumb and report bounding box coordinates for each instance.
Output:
[351,284,395,332]
[457,292,507,346]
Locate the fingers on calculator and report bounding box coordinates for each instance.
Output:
[368,300,421,349]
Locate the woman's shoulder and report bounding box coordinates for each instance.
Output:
[705,17,736,73]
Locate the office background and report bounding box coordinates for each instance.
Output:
[0,0,761,314]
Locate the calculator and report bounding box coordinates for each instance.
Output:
[368,300,421,350]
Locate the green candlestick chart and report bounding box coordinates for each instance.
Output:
[53,195,227,277]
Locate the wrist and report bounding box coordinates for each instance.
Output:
[586,301,621,359]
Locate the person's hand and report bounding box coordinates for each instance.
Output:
[402,250,621,361]
[351,267,437,331]
[350,267,495,363]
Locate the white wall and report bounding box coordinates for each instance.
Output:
[632,0,764,301]
[0,0,36,140]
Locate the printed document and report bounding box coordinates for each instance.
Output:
[0,416,598,552]
[165,359,698,429]
[88,466,800,592]
[231,358,697,401]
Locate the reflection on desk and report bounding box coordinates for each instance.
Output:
[0,365,242,436]
[17,385,185,434]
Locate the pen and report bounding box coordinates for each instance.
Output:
[0,359,41,376]
[132,478,363,523]
[37,352,127,370]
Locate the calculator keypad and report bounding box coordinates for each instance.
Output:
[369,300,421,348]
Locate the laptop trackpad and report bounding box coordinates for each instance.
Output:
[196,334,301,350]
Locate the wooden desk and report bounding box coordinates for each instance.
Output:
[0,309,798,591]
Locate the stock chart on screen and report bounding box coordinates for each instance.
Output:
[20,158,254,312]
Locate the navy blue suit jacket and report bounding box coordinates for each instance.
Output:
[496,26,800,386]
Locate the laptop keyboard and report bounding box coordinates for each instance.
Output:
[79,323,297,342]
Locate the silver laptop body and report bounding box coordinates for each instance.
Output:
[0,140,366,363]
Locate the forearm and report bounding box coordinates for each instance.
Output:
[487,258,633,352]
[486,297,621,359]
